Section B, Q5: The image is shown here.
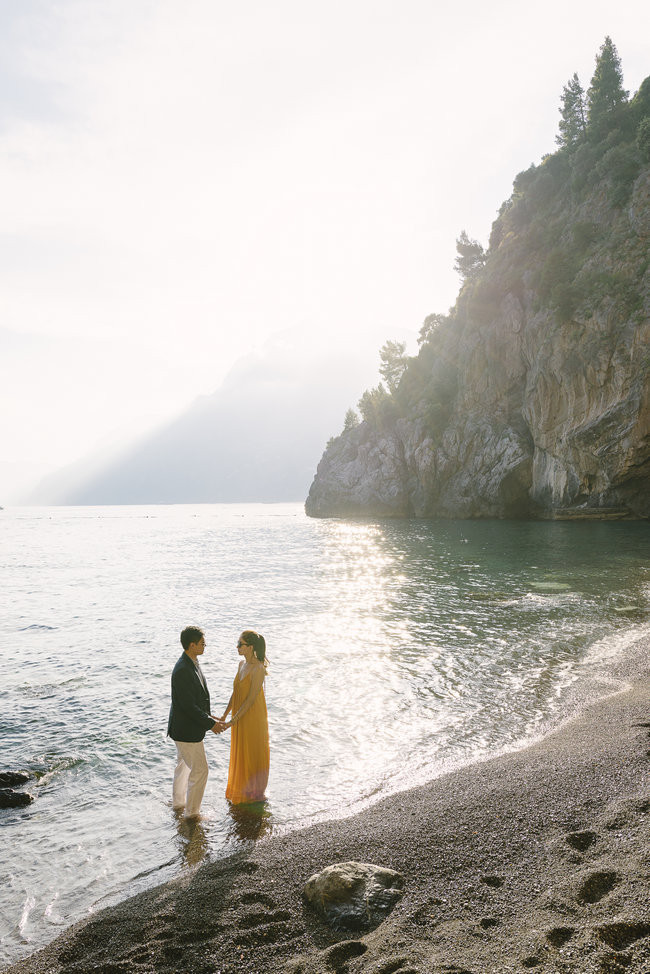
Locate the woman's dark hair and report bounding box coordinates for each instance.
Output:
[241,629,267,665]
[180,626,204,650]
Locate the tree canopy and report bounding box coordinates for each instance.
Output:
[637,116,650,161]
[587,36,628,135]
[556,73,586,149]
[555,38,631,150]
[454,231,486,280]
[418,313,448,347]
[379,340,408,393]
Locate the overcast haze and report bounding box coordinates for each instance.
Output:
[1,0,648,502]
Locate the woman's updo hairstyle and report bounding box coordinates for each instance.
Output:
[242,630,267,668]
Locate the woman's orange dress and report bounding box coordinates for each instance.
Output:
[225,667,269,804]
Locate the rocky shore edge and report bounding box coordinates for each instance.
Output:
[6,650,650,974]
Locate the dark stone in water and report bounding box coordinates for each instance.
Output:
[0,771,32,787]
[0,788,34,808]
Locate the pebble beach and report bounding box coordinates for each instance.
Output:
[5,636,649,974]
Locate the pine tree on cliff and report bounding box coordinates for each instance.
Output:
[379,340,408,393]
[556,72,586,149]
[454,231,486,280]
[587,36,628,136]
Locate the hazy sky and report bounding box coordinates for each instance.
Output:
[1,0,648,499]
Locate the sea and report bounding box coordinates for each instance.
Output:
[1,503,649,969]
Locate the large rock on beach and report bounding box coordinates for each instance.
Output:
[0,788,34,808]
[303,861,404,931]
[0,771,32,787]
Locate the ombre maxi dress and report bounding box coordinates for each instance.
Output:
[226,666,270,804]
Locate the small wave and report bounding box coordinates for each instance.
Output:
[613,605,648,617]
[17,676,85,698]
[18,625,57,632]
[500,591,581,608]
[43,894,65,926]
[29,755,86,783]
[127,856,179,884]
[18,896,35,939]
[582,620,650,667]
[530,581,572,591]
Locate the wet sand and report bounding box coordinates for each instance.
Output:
[5,651,650,974]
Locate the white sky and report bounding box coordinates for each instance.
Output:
[1,0,648,498]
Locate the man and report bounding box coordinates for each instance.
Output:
[168,626,224,818]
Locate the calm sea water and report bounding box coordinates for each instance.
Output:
[1,504,649,968]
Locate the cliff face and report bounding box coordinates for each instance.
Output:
[306,138,650,519]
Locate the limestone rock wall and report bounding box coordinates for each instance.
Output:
[306,166,650,520]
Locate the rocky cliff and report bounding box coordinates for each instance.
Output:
[306,85,650,520]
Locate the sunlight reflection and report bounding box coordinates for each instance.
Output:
[4,507,650,971]
[225,802,273,843]
[174,816,209,867]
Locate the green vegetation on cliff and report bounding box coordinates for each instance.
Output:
[371,37,647,433]
[307,39,650,520]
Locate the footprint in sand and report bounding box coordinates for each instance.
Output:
[565,830,599,852]
[410,899,444,926]
[595,921,650,950]
[479,917,500,929]
[599,795,650,828]
[370,958,420,974]
[234,890,277,908]
[151,919,222,948]
[576,870,620,904]
[321,939,367,973]
[233,899,299,948]
[237,908,292,930]
[480,875,505,889]
[546,926,575,948]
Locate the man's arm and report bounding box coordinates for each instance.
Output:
[172,666,217,731]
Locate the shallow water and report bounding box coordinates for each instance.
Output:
[1,504,649,967]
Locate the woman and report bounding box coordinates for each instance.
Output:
[220,630,269,804]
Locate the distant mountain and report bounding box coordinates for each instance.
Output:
[0,460,54,505]
[307,64,650,520]
[32,341,378,504]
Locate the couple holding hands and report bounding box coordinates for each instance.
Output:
[167,626,269,818]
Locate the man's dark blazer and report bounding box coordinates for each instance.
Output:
[167,653,216,743]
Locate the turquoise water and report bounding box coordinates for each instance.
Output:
[1,504,649,967]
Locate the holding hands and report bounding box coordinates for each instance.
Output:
[211,717,227,734]
[217,710,234,731]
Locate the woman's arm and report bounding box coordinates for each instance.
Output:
[219,693,234,722]
[225,667,264,728]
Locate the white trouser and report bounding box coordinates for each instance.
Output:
[173,740,209,817]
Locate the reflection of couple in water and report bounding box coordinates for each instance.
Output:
[167,626,269,820]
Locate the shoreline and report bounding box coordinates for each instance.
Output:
[5,640,650,974]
